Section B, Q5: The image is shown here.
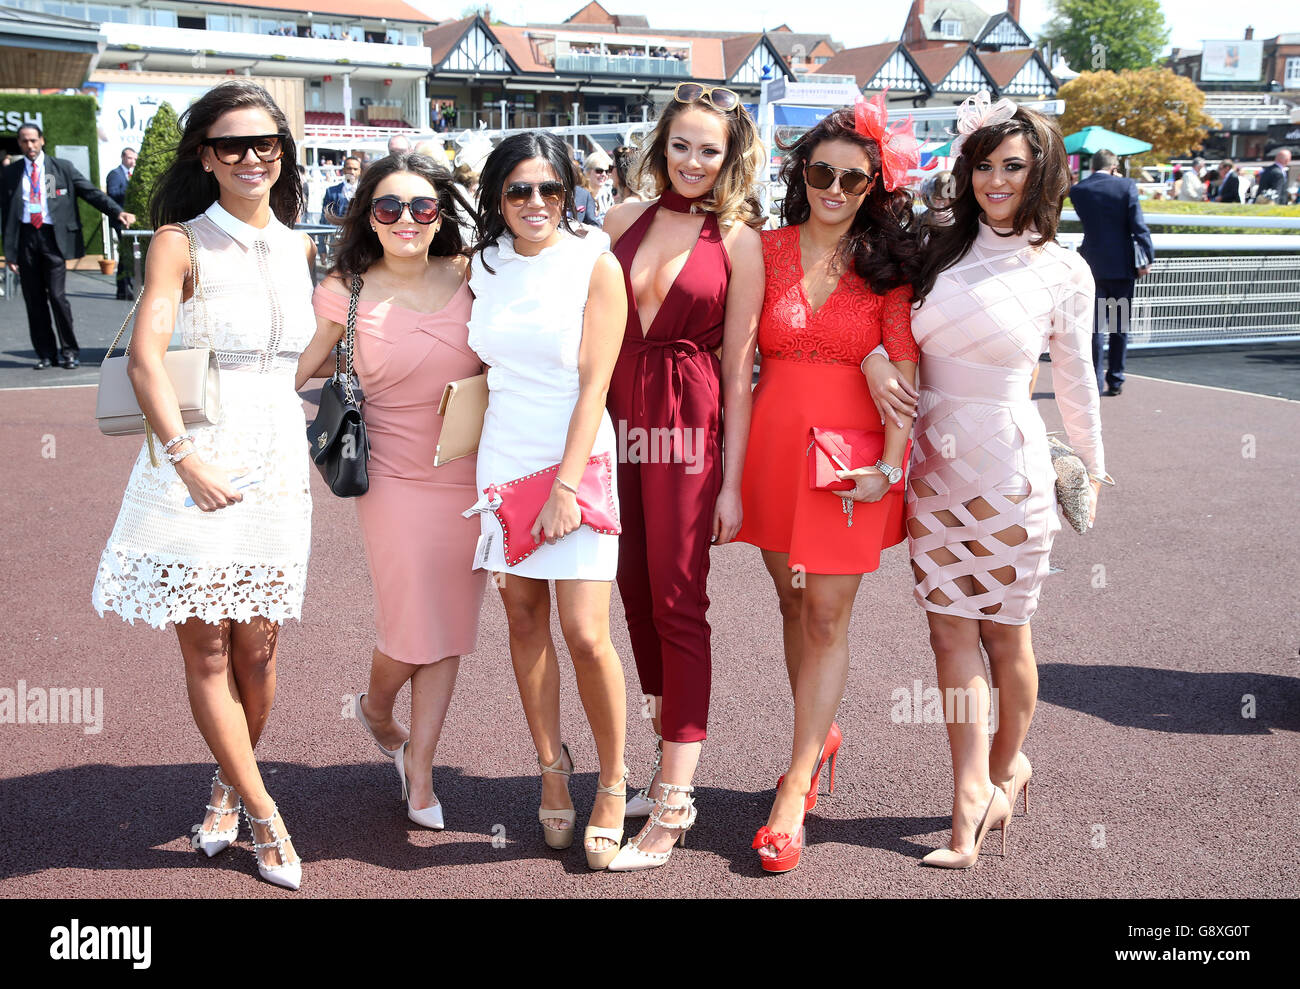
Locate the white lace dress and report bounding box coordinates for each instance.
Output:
[92,202,315,628]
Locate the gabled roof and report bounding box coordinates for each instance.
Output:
[909,43,970,82]
[815,42,897,86]
[424,16,519,74]
[563,2,648,27]
[492,25,564,75]
[909,42,998,93]
[978,47,1032,88]
[720,33,794,85]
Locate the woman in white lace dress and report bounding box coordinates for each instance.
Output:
[91,81,315,890]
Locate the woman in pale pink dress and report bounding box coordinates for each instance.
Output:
[865,97,1113,868]
[296,153,486,830]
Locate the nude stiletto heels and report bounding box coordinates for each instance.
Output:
[993,751,1032,830]
[538,743,576,850]
[395,740,444,830]
[584,767,628,870]
[920,785,1012,870]
[355,691,405,759]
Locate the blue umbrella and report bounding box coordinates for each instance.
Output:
[1063,126,1152,157]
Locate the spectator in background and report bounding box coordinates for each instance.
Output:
[1176,157,1207,201]
[568,153,602,228]
[584,148,615,220]
[323,156,362,224]
[387,134,412,156]
[612,145,642,204]
[1216,159,1243,203]
[106,146,137,299]
[1069,148,1155,397]
[1252,149,1291,204]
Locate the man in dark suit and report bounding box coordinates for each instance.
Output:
[1252,149,1291,204]
[1068,149,1155,397]
[322,156,361,224]
[2,124,134,369]
[105,146,136,299]
[1216,159,1242,204]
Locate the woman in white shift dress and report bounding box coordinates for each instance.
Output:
[463,132,630,869]
[91,82,314,891]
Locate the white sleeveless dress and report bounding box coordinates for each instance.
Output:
[92,202,315,628]
[463,230,619,580]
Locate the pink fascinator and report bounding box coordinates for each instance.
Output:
[950,90,1018,158]
[853,90,921,193]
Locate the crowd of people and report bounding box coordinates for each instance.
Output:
[1173,149,1296,204]
[76,79,1118,891]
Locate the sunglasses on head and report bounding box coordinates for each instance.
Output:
[805,161,875,196]
[504,181,565,207]
[370,195,440,224]
[201,133,287,165]
[672,83,741,113]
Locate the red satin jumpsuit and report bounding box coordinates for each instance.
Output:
[607,194,731,744]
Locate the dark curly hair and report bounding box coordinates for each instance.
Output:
[777,108,919,295]
[330,152,478,286]
[471,131,579,273]
[914,106,1071,305]
[150,80,302,229]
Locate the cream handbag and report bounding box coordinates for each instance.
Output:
[95,221,221,466]
[433,372,488,467]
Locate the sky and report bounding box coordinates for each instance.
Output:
[405,0,1294,54]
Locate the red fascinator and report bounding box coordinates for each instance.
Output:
[853,90,921,192]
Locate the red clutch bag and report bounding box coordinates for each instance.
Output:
[484,452,621,566]
[807,427,910,527]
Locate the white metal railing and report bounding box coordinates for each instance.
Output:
[1063,210,1300,231]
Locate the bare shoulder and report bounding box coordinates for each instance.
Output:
[589,251,625,288]
[447,253,471,279]
[318,270,350,297]
[721,220,763,266]
[603,199,652,244]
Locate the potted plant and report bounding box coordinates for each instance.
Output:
[99,257,117,275]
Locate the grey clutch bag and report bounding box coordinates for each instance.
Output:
[95,221,220,465]
[1047,433,1115,534]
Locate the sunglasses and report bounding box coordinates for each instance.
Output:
[588,167,610,175]
[805,161,875,196]
[672,83,741,113]
[201,133,287,165]
[370,196,440,224]
[504,181,565,207]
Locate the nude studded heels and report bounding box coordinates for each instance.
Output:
[607,782,697,872]
[538,742,576,850]
[194,768,241,858]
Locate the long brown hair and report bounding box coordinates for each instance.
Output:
[915,106,1070,304]
[330,153,477,286]
[630,94,764,230]
[778,108,919,294]
[150,80,302,228]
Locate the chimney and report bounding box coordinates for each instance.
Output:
[1244,26,1254,40]
[1008,0,1021,22]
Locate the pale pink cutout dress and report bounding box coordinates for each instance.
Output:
[907,221,1106,624]
[313,281,487,663]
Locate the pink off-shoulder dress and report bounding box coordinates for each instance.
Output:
[313,280,487,663]
[907,221,1107,624]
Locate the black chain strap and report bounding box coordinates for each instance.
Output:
[338,274,361,406]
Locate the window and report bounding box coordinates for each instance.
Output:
[941,19,961,39]
[815,56,830,65]
[1286,57,1300,88]
[178,15,204,30]
[206,14,228,31]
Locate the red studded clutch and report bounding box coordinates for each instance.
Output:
[484,452,621,566]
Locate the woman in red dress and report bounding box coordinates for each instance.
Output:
[600,84,765,871]
[737,99,922,872]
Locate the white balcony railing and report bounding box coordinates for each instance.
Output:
[101,23,431,71]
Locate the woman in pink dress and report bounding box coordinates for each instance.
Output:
[865,96,1113,868]
[296,153,486,830]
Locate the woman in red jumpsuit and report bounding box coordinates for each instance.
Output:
[600,83,765,871]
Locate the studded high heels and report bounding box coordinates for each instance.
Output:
[244,802,301,891]
[193,768,241,857]
[607,782,696,872]
[624,733,662,818]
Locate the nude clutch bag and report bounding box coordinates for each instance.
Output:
[434,372,488,466]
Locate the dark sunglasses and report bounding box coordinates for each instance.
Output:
[201,133,287,165]
[673,82,740,113]
[805,161,875,196]
[504,181,565,207]
[370,195,440,224]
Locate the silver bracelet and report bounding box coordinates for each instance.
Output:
[554,477,578,496]
[168,446,197,466]
[162,432,194,453]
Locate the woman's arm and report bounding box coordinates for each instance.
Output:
[125,226,244,513]
[838,360,917,503]
[713,222,764,543]
[295,273,348,389]
[532,253,628,544]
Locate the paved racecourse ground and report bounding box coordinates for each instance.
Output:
[0,270,1296,902]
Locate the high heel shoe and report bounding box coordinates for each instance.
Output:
[992,752,1032,831]
[193,768,241,857]
[395,740,444,830]
[607,782,697,872]
[244,802,301,891]
[537,742,576,850]
[920,785,1011,870]
[624,733,662,818]
[355,691,405,759]
[776,720,842,813]
[584,767,628,870]
[752,804,806,874]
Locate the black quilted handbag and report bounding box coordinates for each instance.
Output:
[306,275,370,497]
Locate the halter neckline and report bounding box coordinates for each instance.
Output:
[658,188,708,214]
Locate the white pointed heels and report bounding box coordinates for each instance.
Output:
[244,802,302,891]
[194,768,241,858]
[395,740,445,830]
[607,782,697,872]
[356,691,406,759]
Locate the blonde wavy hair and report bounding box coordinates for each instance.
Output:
[630,94,765,230]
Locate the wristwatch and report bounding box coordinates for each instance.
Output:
[874,459,903,485]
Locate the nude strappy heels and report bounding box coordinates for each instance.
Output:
[920,785,1011,870]
[584,767,627,870]
[607,782,697,872]
[538,742,576,850]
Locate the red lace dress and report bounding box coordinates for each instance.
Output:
[736,224,919,574]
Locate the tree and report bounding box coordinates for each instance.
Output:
[123,101,181,230]
[1041,0,1170,74]
[1058,69,1218,165]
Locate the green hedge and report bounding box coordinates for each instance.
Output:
[1061,197,1300,236]
[0,93,104,254]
